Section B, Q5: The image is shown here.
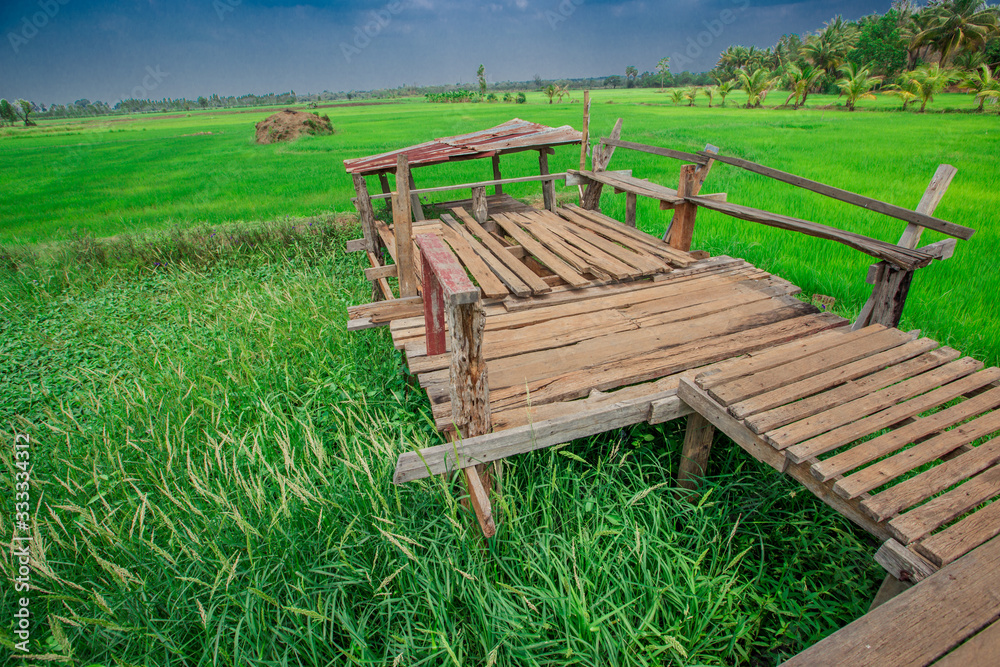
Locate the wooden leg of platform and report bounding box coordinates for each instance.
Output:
[464,464,497,538]
[677,412,715,497]
[869,574,913,612]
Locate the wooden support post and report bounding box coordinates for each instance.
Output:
[378,173,391,195]
[352,173,383,301]
[408,170,425,221]
[853,164,958,330]
[414,234,495,537]
[578,90,591,204]
[625,192,637,228]
[677,412,715,497]
[491,155,503,195]
[581,117,622,211]
[420,251,446,356]
[471,186,489,225]
[393,154,417,298]
[538,150,555,212]
[666,165,699,251]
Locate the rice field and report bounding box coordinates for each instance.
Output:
[1,89,997,664]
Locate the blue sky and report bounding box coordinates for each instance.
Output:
[0,0,891,105]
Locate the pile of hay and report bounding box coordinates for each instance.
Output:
[254,109,334,144]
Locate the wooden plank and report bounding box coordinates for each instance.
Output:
[730,337,939,421]
[531,213,641,280]
[899,164,959,248]
[774,360,988,457]
[689,196,936,271]
[471,186,488,225]
[450,208,552,294]
[702,153,974,241]
[862,435,1000,523]
[555,207,677,266]
[437,222,508,299]
[711,327,913,407]
[346,296,424,323]
[364,264,398,281]
[346,238,367,253]
[779,534,1000,666]
[366,172,569,200]
[538,150,555,212]
[352,173,379,255]
[408,171,424,221]
[540,213,666,276]
[562,204,697,266]
[414,234,479,305]
[464,465,497,538]
[666,165,699,251]
[492,213,590,287]
[874,539,937,583]
[933,618,1000,667]
[830,390,1000,496]
[746,346,962,436]
[626,192,637,228]
[439,214,532,298]
[491,154,503,195]
[889,464,1000,545]
[916,501,1000,566]
[600,138,709,165]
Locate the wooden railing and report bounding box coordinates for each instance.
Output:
[573,134,975,329]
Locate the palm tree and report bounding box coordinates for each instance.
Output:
[784,63,822,109]
[804,15,860,78]
[961,64,996,111]
[625,66,638,87]
[668,89,685,106]
[555,84,571,103]
[717,79,737,107]
[683,87,699,106]
[703,85,717,108]
[837,63,883,111]
[911,0,999,65]
[656,57,671,90]
[884,73,921,111]
[907,63,959,112]
[737,68,780,108]
[544,84,556,104]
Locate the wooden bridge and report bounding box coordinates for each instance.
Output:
[343,116,999,665]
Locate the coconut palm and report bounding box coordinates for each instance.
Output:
[703,86,717,108]
[907,63,959,112]
[544,84,556,104]
[737,68,780,108]
[804,15,860,77]
[837,63,883,111]
[884,73,921,111]
[911,0,999,65]
[717,79,737,107]
[683,87,699,106]
[961,63,997,111]
[625,66,638,87]
[784,63,823,109]
[668,89,685,106]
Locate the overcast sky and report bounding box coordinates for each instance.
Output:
[1,0,892,105]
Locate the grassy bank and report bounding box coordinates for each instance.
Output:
[1,221,882,664]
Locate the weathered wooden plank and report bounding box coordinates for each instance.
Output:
[746,346,961,436]
[364,264,398,281]
[888,464,1000,545]
[600,138,709,165]
[346,238,367,253]
[491,154,503,195]
[450,208,552,294]
[773,359,987,456]
[366,172,569,200]
[471,186,488,225]
[689,196,935,270]
[352,173,379,256]
[393,154,418,297]
[414,234,479,306]
[346,296,424,323]
[492,213,590,287]
[677,413,716,494]
[439,214,532,297]
[862,435,1000,523]
[916,501,1000,566]
[540,212,666,275]
[538,150,555,211]
[899,164,959,248]
[531,212,642,279]
[437,222,508,299]
[780,534,1000,666]
[701,153,974,241]
[932,618,1000,667]
[874,539,937,583]
[730,337,939,422]
[562,204,697,266]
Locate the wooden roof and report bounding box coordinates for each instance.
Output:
[343,118,582,175]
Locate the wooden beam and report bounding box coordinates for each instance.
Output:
[538,150,555,212]
[471,186,489,226]
[364,264,398,281]
[408,171,425,221]
[393,154,417,298]
[677,412,715,496]
[581,116,622,211]
[688,196,935,271]
[491,155,503,196]
[378,172,391,195]
[874,538,937,583]
[601,138,710,165]
[898,164,958,248]
[346,238,367,253]
[352,173,379,256]
[666,165,699,251]
[366,173,569,200]
[700,152,973,241]
[625,192,637,228]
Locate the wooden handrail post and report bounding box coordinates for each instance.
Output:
[538,149,555,212]
[393,154,418,298]
[413,234,495,537]
[352,173,383,301]
[491,155,503,195]
[666,165,699,251]
[580,117,621,211]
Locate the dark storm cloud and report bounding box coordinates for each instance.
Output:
[0,0,893,105]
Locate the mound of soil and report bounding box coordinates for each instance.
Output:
[254,109,334,144]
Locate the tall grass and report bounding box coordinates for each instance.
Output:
[1,220,882,664]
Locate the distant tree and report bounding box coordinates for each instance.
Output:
[0,99,14,126]
[625,65,638,87]
[784,63,823,108]
[804,15,860,78]
[533,74,543,89]
[848,10,909,77]
[906,63,959,111]
[717,79,738,107]
[668,89,685,105]
[555,83,571,103]
[738,68,780,107]
[605,75,622,89]
[656,57,671,89]
[704,85,717,107]
[953,49,987,70]
[515,92,527,104]
[544,84,556,104]
[13,99,35,126]
[837,63,883,110]
[683,87,699,106]
[477,64,487,97]
[911,0,999,65]
[198,96,208,108]
[960,63,997,110]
